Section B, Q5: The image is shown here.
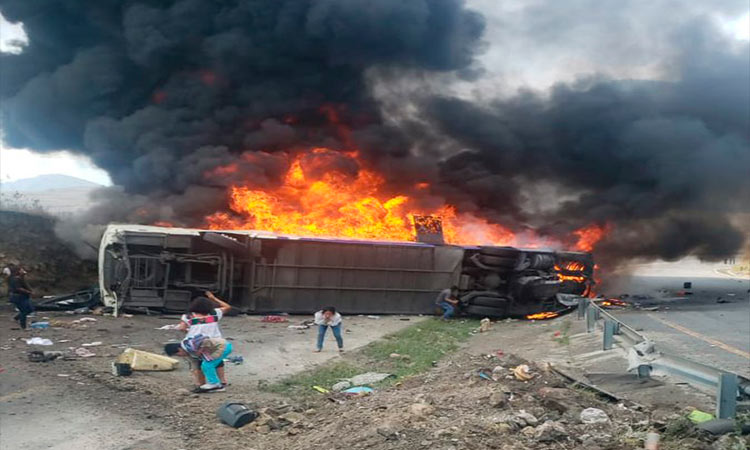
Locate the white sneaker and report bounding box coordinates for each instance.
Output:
[198,383,225,393]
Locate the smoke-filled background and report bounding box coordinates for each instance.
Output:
[1,0,748,266]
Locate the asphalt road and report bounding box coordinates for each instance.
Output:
[602,259,750,377]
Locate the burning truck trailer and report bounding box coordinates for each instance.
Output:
[98,221,594,318]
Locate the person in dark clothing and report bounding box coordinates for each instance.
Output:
[435,286,460,320]
[9,267,34,329]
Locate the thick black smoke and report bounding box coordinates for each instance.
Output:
[1,0,748,264]
[422,22,749,263]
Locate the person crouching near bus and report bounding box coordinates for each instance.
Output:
[314,306,344,353]
[165,334,233,393]
[435,286,460,321]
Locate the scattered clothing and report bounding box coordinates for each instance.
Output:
[25,337,54,346]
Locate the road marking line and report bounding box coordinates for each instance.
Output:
[648,314,750,360]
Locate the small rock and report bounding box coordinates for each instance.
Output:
[389,353,402,359]
[279,411,305,425]
[494,423,512,434]
[580,408,609,424]
[488,392,507,408]
[332,381,351,392]
[537,387,575,400]
[535,421,568,442]
[409,403,436,418]
[377,426,399,441]
[512,411,538,428]
[521,426,536,437]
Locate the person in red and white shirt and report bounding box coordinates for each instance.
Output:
[176,291,232,387]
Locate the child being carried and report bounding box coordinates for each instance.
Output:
[166,334,233,393]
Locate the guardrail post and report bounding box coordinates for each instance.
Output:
[586,304,596,333]
[603,320,615,350]
[716,373,738,419]
[577,297,587,319]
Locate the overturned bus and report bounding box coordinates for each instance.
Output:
[98,224,594,317]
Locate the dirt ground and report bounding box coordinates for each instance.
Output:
[0,309,423,449]
[1,308,746,450]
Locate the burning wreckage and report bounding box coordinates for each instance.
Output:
[98,220,594,318]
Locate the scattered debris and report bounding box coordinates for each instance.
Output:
[81,341,103,347]
[287,325,309,330]
[312,386,330,394]
[262,315,288,323]
[349,372,393,385]
[25,337,54,346]
[156,324,181,330]
[217,402,258,428]
[225,355,244,365]
[28,350,63,362]
[367,315,381,319]
[580,407,609,424]
[343,386,374,395]
[115,348,178,371]
[687,409,714,424]
[479,318,492,332]
[30,321,50,329]
[74,347,96,358]
[512,364,534,381]
[111,362,132,376]
[56,373,70,377]
[477,369,494,381]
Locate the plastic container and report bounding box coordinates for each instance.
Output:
[30,322,49,329]
[217,402,258,428]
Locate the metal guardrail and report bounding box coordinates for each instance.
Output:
[579,298,749,419]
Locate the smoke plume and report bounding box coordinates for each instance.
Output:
[1,0,747,264]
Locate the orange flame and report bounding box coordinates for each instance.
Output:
[525,312,559,320]
[555,261,587,283]
[573,223,612,252]
[206,148,518,245]
[203,148,610,249]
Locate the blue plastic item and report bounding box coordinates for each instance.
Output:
[343,386,374,394]
[30,322,49,329]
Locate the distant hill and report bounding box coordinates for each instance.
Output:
[0,174,103,215]
[0,174,102,192]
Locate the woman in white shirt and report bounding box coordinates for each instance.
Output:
[314,306,343,352]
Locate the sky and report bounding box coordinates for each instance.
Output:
[0,4,747,187]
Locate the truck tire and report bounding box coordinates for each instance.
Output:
[479,246,520,258]
[464,304,507,318]
[478,254,517,267]
[470,296,507,307]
